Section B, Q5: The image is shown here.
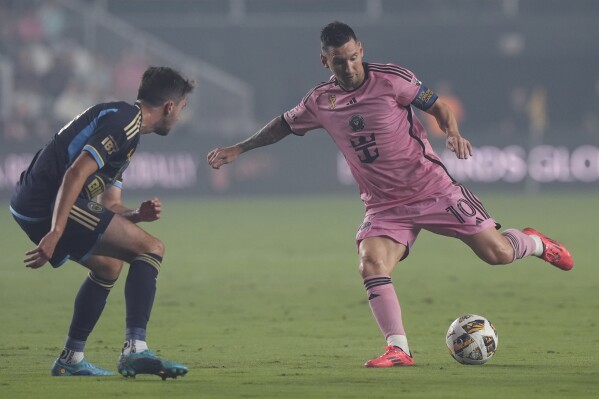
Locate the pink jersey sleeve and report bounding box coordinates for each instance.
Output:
[389,66,421,107]
[283,90,324,136]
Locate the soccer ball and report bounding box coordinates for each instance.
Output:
[446,314,498,365]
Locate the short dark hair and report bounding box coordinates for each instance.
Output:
[320,21,357,50]
[137,66,195,106]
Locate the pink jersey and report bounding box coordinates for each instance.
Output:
[283,62,455,215]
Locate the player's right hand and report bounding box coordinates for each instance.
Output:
[446,135,473,160]
[207,146,242,169]
[24,230,61,269]
[137,197,162,222]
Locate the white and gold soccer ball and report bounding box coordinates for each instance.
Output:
[446,314,498,365]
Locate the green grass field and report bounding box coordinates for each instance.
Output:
[1,193,597,398]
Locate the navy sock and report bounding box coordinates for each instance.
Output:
[125,253,162,340]
[67,272,115,346]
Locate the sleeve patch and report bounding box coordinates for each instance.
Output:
[411,85,438,111]
[101,135,119,155]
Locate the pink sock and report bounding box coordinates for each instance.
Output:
[363,275,406,339]
[502,228,538,261]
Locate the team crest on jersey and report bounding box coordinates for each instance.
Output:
[87,202,104,213]
[328,95,336,109]
[349,114,365,132]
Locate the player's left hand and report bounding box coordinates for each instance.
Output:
[446,135,472,160]
[136,197,162,222]
[24,230,61,269]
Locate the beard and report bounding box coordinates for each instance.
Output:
[154,121,171,136]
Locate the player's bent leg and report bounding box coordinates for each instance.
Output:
[90,214,187,379]
[462,226,573,270]
[460,227,515,265]
[358,237,414,367]
[91,214,164,262]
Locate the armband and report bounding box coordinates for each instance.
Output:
[411,85,438,111]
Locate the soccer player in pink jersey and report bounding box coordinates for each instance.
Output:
[207,21,573,368]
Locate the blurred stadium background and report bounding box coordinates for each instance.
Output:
[0,0,598,198]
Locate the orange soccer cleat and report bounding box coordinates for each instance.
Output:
[364,346,414,368]
[523,227,574,271]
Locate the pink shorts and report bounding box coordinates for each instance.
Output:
[356,184,499,257]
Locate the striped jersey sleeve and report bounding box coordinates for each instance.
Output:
[284,79,335,135]
[367,63,423,107]
[83,106,141,169]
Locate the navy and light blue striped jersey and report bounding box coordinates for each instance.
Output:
[10,101,142,221]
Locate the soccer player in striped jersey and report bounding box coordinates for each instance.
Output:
[10,67,194,378]
[207,22,574,368]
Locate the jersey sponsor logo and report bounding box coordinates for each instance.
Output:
[84,176,106,199]
[101,136,119,155]
[328,95,336,110]
[350,133,379,163]
[346,97,357,106]
[349,114,365,132]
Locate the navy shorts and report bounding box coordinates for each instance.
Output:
[12,197,115,267]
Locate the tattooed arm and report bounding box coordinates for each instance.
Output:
[207,116,292,169]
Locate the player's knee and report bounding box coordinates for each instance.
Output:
[145,237,165,258]
[485,244,514,265]
[93,259,124,281]
[358,254,388,277]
